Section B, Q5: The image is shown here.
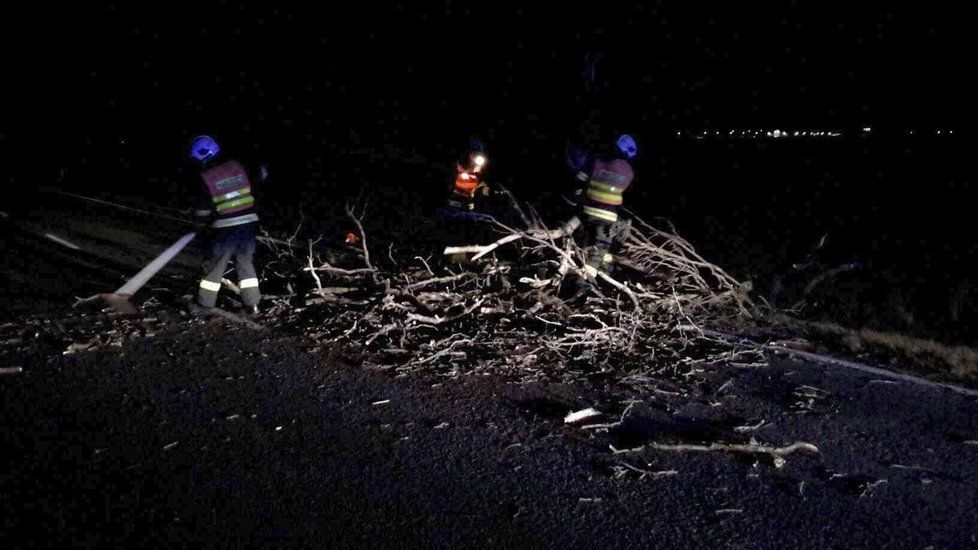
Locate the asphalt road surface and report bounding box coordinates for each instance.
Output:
[2,194,977,547]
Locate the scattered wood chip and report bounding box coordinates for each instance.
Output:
[963,440,978,446]
[0,366,24,375]
[564,408,602,424]
[433,422,450,430]
[715,509,743,515]
[371,399,391,406]
[44,233,81,250]
[163,441,178,451]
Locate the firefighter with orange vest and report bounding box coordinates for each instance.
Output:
[570,134,637,281]
[446,139,490,214]
[189,135,262,315]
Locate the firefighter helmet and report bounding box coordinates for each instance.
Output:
[616,134,638,159]
[190,135,220,162]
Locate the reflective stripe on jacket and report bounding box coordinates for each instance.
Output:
[582,158,633,223]
[202,160,257,217]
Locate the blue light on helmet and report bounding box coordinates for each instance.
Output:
[190,135,220,162]
[616,134,638,159]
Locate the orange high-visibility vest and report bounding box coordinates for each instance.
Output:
[454,169,481,198]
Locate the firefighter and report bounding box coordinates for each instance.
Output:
[446,139,490,214]
[577,133,637,281]
[189,135,262,316]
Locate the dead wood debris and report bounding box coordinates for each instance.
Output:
[249,201,763,397]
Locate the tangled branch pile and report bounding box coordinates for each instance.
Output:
[287,203,757,389]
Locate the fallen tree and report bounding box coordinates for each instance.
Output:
[278,197,757,387]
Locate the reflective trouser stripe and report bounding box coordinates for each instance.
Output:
[239,279,261,307]
[199,280,221,292]
[215,196,255,212]
[582,206,619,223]
[586,189,623,205]
[213,187,251,203]
[211,213,259,228]
[239,278,259,289]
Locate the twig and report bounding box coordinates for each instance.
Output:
[346,202,373,270]
[406,298,486,326]
[405,273,475,292]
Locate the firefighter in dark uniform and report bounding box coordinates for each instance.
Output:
[572,134,638,282]
[189,135,262,315]
[446,139,490,214]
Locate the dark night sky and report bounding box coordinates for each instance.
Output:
[7,3,973,183]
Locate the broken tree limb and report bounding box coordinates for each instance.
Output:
[469,234,524,261]
[611,441,819,459]
[596,271,642,312]
[444,217,581,260]
[221,278,241,294]
[345,203,374,270]
[308,241,326,296]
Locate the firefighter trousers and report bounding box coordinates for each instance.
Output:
[583,218,615,278]
[197,223,261,308]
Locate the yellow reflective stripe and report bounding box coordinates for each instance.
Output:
[582,206,618,222]
[212,187,252,203]
[586,189,623,205]
[239,278,259,289]
[199,280,221,292]
[215,196,255,212]
[588,180,621,193]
